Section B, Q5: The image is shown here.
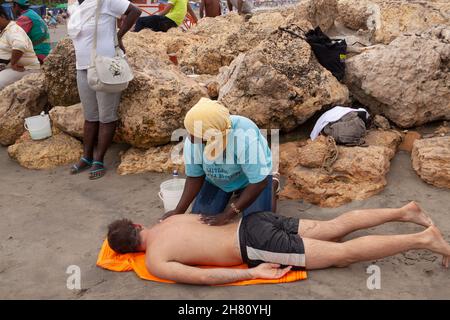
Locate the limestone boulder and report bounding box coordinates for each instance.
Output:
[179,11,288,75]
[412,136,450,189]
[217,24,349,132]
[116,32,207,148]
[337,0,374,31]
[117,143,184,175]
[286,0,339,32]
[279,130,402,207]
[42,38,79,106]
[346,31,450,128]
[0,73,47,146]
[7,131,83,170]
[371,0,450,45]
[49,104,84,139]
[336,0,450,44]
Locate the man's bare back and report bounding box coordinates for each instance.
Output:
[146,214,242,267]
[200,0,221,18]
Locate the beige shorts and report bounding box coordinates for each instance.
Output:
[76,70,121,123]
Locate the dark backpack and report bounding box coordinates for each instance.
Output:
[323,112,367,146]
[279,26,347,82]
[305,27,347,82]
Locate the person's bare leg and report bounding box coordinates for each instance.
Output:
[70,120,98,174]
[90,121,117,179]
[303,225,450,270]
[299,202,433,242]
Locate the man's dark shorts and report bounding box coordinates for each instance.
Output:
[238,211,306,270]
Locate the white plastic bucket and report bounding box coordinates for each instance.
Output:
[24,112,52,140]
[158,178,186,212]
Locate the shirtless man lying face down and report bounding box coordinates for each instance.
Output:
[107,202,450,285]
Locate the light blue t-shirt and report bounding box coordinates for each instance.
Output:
[184,115,272,192]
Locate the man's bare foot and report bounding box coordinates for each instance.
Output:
[421,226,450,268]
[401,201,433,227]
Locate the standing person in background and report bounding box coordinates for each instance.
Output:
[199,0,221,18]
[227,0,252,15]
[134,0,198,32]
[0,6,40,90]
[67,0,141,179]
[12,0,51,64]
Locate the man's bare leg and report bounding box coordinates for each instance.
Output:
[299,202,433,242]
[303,225,450,269]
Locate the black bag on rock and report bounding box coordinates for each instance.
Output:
[278,26,347,81]
[304,27,347,81]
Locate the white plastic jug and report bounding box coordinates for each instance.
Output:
[158,178,186,212]
[24,112,52,140]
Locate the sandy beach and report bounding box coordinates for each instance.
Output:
[1,143,449,299]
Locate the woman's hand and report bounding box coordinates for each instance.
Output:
[11,64,25,72]
[159,209,183,222]
[201,211,235,226]
[250,263,292,280]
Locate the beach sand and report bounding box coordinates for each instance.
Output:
[0,143,449,299]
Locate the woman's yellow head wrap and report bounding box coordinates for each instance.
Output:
[184,97,232,161]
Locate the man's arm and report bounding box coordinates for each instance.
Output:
[187,2,198,23]
[117,4,142,53]
[10,50,25,72]
[158,3,174,16]
[149,259,292,285]
[199,0,205,18]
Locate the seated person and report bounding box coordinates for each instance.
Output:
[106,202,450,285]
[134,0,198,32]
[0,6,40,91]
[13,0,51,64]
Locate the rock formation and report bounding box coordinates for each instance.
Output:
[117,143,184,175]
[42,38,79,106]
[346,30,450,128]
[7,131,83,170]
[279,130,402,207]
[49,104,84,139]
[412,136,450,189]
[217,24,349,131]
[0,73,47,146]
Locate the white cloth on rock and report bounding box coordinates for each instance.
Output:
[310,106,369,140]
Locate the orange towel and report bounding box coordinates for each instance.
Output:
[96,239,307,286]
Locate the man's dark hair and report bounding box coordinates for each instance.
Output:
[107,219,142,254]
[0,6,11,20]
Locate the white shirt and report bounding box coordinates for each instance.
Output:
[68,0,130,70]
[310,106,369,140]
[229,0,253,14]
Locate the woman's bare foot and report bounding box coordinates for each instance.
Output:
[401,201,434,227]
[421,226,450,268]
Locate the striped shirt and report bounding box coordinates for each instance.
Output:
[0,22,40,70]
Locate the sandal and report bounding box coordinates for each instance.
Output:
[70,157,92,175]
[89,161,106,180]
